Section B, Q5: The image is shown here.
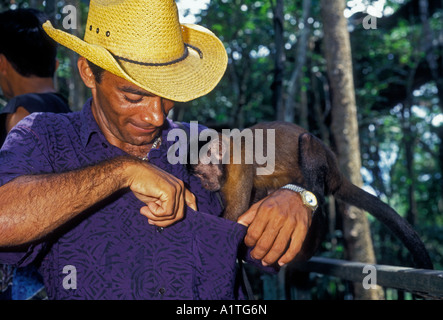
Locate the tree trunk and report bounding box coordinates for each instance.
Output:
[272,0,285,121]
[419,0,443,197]
[320,0,384,300]
[228,55,249,129]
[284,0,311,125]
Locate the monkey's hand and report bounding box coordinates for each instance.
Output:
[124,158,197,227]
[237,189,312,267]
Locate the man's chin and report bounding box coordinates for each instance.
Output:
[128,133,160,146]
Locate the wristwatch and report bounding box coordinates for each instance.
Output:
[281,184,318,213]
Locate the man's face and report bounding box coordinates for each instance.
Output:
[90,70,174,155]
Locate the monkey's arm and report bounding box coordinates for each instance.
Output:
[221,163,254,221]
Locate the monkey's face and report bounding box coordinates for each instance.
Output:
[191,163,224,192]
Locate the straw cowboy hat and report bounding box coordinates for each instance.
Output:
[42,0,228,102]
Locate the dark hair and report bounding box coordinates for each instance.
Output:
[86,59,105,83]
[0,8,57,77]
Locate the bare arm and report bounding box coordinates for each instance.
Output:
[237,189,313,266]
[0,156,196,247]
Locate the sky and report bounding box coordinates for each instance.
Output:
[345,0,391,18]
[177,0,210,23]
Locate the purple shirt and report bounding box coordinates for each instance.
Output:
[0,99,274,300]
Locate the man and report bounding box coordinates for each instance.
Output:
[0,8,71,300]
[0,8,71,146]
[0,0,322,299]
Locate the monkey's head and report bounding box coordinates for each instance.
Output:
[187,132,229,192]
[190,162,224,192]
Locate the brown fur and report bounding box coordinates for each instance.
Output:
[189,121,433,269]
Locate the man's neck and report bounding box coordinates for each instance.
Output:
[10,75,56,97]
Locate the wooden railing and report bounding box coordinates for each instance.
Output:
[259,257,443,300]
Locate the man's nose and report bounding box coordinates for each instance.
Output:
[140,96,165,127]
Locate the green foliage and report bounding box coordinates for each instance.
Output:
[179,0,277,128]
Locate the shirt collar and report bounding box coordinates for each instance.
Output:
[79,98,102,148]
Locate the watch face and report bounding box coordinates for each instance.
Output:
[304,191,318,207]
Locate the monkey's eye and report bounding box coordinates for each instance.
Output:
[195,173,203,179]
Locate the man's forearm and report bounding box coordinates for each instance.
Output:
[0,156,133,246]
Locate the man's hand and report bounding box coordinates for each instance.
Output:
[237,189,312,267]
[124,159,197,227]
[0,156,197,246]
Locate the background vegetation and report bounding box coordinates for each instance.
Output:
[0,0,441,299]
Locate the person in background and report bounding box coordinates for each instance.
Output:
[0,8,71,146]
[0,8,71,300]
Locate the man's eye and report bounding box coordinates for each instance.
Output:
[124,95,143,103]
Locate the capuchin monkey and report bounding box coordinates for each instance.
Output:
[188,121,433,269]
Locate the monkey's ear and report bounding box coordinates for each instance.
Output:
[207,133,230,163]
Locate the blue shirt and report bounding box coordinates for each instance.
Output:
[0,98,275,299]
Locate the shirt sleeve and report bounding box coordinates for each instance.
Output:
[0,115,54,186]
[0,97,19,115]
[185,209,278,299]
[0,115,53,266]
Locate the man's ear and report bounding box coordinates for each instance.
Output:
[77,57,96,89]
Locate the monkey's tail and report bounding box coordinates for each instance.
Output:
[334,179,433,270]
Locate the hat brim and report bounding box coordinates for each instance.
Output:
[43,21,227,102]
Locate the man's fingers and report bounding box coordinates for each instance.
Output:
[237,198,264,227]
[243,197,282,249]
[185,189,197,211]
[240,190,314,266]
[265,220,308,266]
[129,161,187,218]
[140,204,169,221]
[277,226,308,266]
[140,203,184,227]
[247,202,291,263]
[138,186,194,229]
[243,212,269,248]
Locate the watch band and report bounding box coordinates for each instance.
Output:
[281,184,306,193]
[281,183,318,213]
